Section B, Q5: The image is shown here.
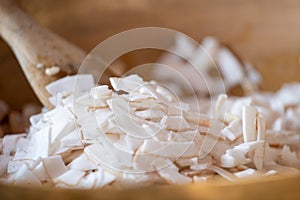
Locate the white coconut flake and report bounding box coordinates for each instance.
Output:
[234,168,258,178]
[42,155,68,179]
[54,169,85,186]
[90,85,112,99]
[140,139,198,158]
[242,106,257,143]
[217,47,244,89]
[132,150,160,172]
[45,66,60,76]
[2,134,26,156]
[160,116,190,131]
[263,170,277,176]
[13,164,41,186]
[190,156,212,171]
[94,168,116,188]
[84,142,132,169]
[0,155,12,176]
[76,172,97,189]
[110,75,143,93]
[7,160,35,174]
[68,154,97,171]
[193,176,209,183]
[153,159,192,185]
[46,75,94,96]
[221,119,242,141]
[276,83,300,106]
[60,129,82,149]
[32,162,49,181]
[208,165,236,181]
[257,114,266,141]
[135,109,165,121]
[29,127,50,159]
[277,145,300,167]
[253,142,265,171]
[219,141,263,168]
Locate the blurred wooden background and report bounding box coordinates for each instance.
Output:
[1,0,300,109]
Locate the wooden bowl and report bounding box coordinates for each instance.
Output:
[0,174,300,199]
[0,0,300,199]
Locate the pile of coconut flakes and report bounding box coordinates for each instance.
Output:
[0,73,300,189]
[1,35,300,189]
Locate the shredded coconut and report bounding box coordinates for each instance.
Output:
[0,37,299,189]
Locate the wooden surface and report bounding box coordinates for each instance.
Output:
[0,0,88,109]
[1,0,300,109]
[0,174,300,200]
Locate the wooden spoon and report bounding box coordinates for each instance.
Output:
[0,0,120,109]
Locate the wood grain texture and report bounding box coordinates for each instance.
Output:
[0,174,299,200]
[0,0,88,109]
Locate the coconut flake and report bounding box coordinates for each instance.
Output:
[93,167,116,188]
[277,145,300,167]
[68,154,97,171]
[54,169,85,186]
[76,172,97,189]
[276,83,300,107]
[266,131,300,146]
[253,142,265,171]
[135,109,165,121]
[219,141,263,168]
[42,155,68,179]
[110,75,143,93]
[2,134,26,156]
[190,156,213,170]
[29,127,50,159]
[160,116,190,131]
[32,162,49,181]
[263,170,277,176]
[153,159,192,185]
[221,119,242,141]
[46,75,94,96]
[140,139,198,158]
[76,93,108,107]
[257,114,266,141]
[90,85,112,99]
[132,150,161,172]
[215,94,227,122]
[234,168,258,178]
[208,165,236,181]
[0,155,12,176]
[242,106,257,142]
[45,66,60,76]
[84,142,132,169]
[217,47,244,89]
[13,164,41,186]
[176,157,198,167]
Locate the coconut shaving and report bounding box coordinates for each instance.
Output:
[0,37,300,189]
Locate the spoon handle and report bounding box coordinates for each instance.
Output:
[0,0,86,109]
